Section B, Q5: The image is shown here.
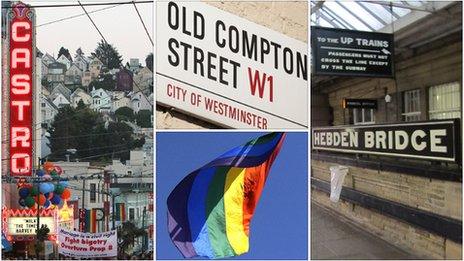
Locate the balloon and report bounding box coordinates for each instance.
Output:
[50,170,58,176]
[37,194,46,206]
[46,192,54,200]
[18,198,26,207]
[18,187,30,198]
[59,181,69,188]
[39,183,49,194]
[43,199,51,209]
[48,183,55,193]
[25,196,35,208]
[43,162,54,172]
[43,175,52,181]
[58,200,65,208]
[54,166,63,175]
[30,187,39,196]
[54,184,64,195]
[61,188,71,200]
[36,169,45,177]
[51,194,61,205]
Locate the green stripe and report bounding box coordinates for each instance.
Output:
[205,167,236,258]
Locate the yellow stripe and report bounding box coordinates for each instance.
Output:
[224,167,249,255]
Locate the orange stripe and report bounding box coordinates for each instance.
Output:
[242,134,285,235]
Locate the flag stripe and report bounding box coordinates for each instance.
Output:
[205,167,235,258]
[224,167,249,255]
[187,168,216,258]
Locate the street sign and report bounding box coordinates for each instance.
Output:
[156,1,308,129]
[312,120,460,162]
[312,26,394,77]
[9,2,35,176]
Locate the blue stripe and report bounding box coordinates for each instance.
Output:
[216,133,282,159]
[187,167,216,258]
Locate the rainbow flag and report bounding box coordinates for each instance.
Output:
[115,203,126,221]
[167,132,285,259]
[85,209,97,233]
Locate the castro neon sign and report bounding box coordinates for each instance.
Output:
[9,3,33,176]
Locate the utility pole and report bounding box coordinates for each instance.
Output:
[81,178,86,232]
[35,180,40,259]
[112,194,116,230]
[142,206,146,253]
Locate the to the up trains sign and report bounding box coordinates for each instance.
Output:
[312,27,394,78]
[312,120,460,162]
[9,3,34,176]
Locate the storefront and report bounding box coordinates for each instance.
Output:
[311,1,462,259]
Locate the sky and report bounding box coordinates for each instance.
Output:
[22,0,153,64]
[156,132,308,260]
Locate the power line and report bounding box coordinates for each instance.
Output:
[132,1,154,46]
[1,1,153,9]
[78,1,109,44]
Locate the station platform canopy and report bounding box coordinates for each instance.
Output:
[311,1,456,33]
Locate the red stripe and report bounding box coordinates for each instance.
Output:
[242,134,285,235]
[92,209,97,232]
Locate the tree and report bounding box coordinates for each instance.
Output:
[117,221,147,257]
[145,53,153,72]
[135,110,152,128]
[35,224,50,258]
[92,40,123,69]
[75,47,84,57]
[58,47,72,62]
[88,74,116,91]
[115,107,135,122]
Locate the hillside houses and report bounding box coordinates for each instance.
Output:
[39,48,153,128]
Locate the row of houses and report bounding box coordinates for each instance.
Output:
[41,83,153,127]
[40,49,153,92]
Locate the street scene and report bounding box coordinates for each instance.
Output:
[2,1,154,259]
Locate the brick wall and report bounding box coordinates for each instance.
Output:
[312,159,462,259]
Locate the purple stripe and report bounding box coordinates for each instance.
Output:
[167,171,198,258]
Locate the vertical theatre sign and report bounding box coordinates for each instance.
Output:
[156,1,308,129]
[9,3,34,176]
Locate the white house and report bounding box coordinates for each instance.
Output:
[65,64,83,85]
[50,83,72,108]
[90,88,112,113]
[70,88,92,108]
[89,57,103,80]
[82,70,92,87]
[73,50,90,72]
[41,94,59,127]
[41,60,49,79]
[111,91,131,113]
[130,91,152,114]
[56,54,72,70]
[42,53,55,66]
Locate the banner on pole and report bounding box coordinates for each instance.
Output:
[57,227,117,258]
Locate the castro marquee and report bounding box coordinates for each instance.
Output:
[8,2,35,176]
[156,1,308,129]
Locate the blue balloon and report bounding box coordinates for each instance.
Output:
[43,199,51,208]
[36,169,45,177]
[51,194,61,205]
[48,183,55,193]
[18,187,30,198]
[59,181,69,188]
[39,183,49,194]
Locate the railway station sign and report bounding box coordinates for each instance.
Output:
[312,26,394,78]
[156,1,308,129]
[312,120,460,162]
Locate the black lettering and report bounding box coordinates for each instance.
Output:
[167,38,179,67]
[167,2,179,30]
[215,21,226,48]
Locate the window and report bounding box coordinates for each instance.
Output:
[129,208,135,221]
[403,89,421,122]
[353,108,375,125]
[41,102,46,108]
[90,183,96,203]
[429,82,461,119]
